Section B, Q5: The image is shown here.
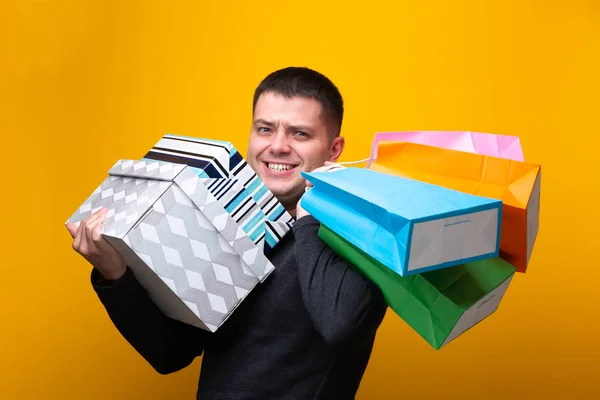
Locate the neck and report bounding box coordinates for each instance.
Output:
[276,193,301,219]
[280,197,300,219]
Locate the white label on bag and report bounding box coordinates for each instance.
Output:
[441,274,513,348]
[407,208,499,272]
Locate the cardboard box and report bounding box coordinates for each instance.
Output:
[301,167,502,276]
[142,133,295,255]
[319,224,516,350]
[368,131,525,166]
[368,142,541,273]
[66,159,276,332]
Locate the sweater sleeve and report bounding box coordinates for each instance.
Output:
[91,266,211,374]
[292,216,388,352]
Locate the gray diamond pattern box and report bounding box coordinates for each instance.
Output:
[66,159,277,332]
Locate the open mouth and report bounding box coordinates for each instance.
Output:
[263,162,299,175]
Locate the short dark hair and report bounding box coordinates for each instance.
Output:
[252,67,344,137]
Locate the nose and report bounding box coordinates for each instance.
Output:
[269,130,292,155]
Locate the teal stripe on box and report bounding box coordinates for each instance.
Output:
[249,222,265,243]
[245,211,266,235]
[268,204,286,221]
[245,176,262,196]
[266,232,277,248]
[237,207,263,235]
[225,190,249,214]
[253,185,269,205]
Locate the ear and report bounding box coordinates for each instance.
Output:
[328,136,345,162]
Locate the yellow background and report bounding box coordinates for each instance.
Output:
[1,0,598,398]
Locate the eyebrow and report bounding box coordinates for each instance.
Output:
[254,119,314,133]
[253,118,275,127]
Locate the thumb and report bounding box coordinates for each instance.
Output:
[65,222,78,239]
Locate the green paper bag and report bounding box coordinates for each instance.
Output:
[318,224,516,350]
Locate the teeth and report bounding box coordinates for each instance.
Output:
[268,163,293,172]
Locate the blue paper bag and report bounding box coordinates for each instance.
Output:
[300,167,502,276]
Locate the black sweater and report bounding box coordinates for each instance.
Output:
[92,215,388,399]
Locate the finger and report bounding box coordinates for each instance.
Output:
[80,231,100,257]
[304,175,314,192]
[66,222,78,238]
[91,222,104,242]
[84,212,107,250]
[77,216,100,248]
[74,213,99,252]
[87,208,106,231]
[91,223,111,255]
[79,210,106,256]
[321,164,344,173]
[92,222,113,253]
[84,208,108,235]
[73,220,84,251]
[83,207,108,228]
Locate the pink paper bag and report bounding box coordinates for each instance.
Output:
[367,131,524,167]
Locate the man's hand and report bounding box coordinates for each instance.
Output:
[66,207,127,281]
[296,161,346,220]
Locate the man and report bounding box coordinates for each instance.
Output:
[66,66,388,399]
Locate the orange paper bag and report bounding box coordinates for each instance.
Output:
[368,141,541,273]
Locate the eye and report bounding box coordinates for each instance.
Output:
[295,131,309,137]
[257,127,271,133]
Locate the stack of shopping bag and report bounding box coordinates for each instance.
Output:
[66,133,294,333]
[301,131,541,349]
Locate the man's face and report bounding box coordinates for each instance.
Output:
[247,92,344,213]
